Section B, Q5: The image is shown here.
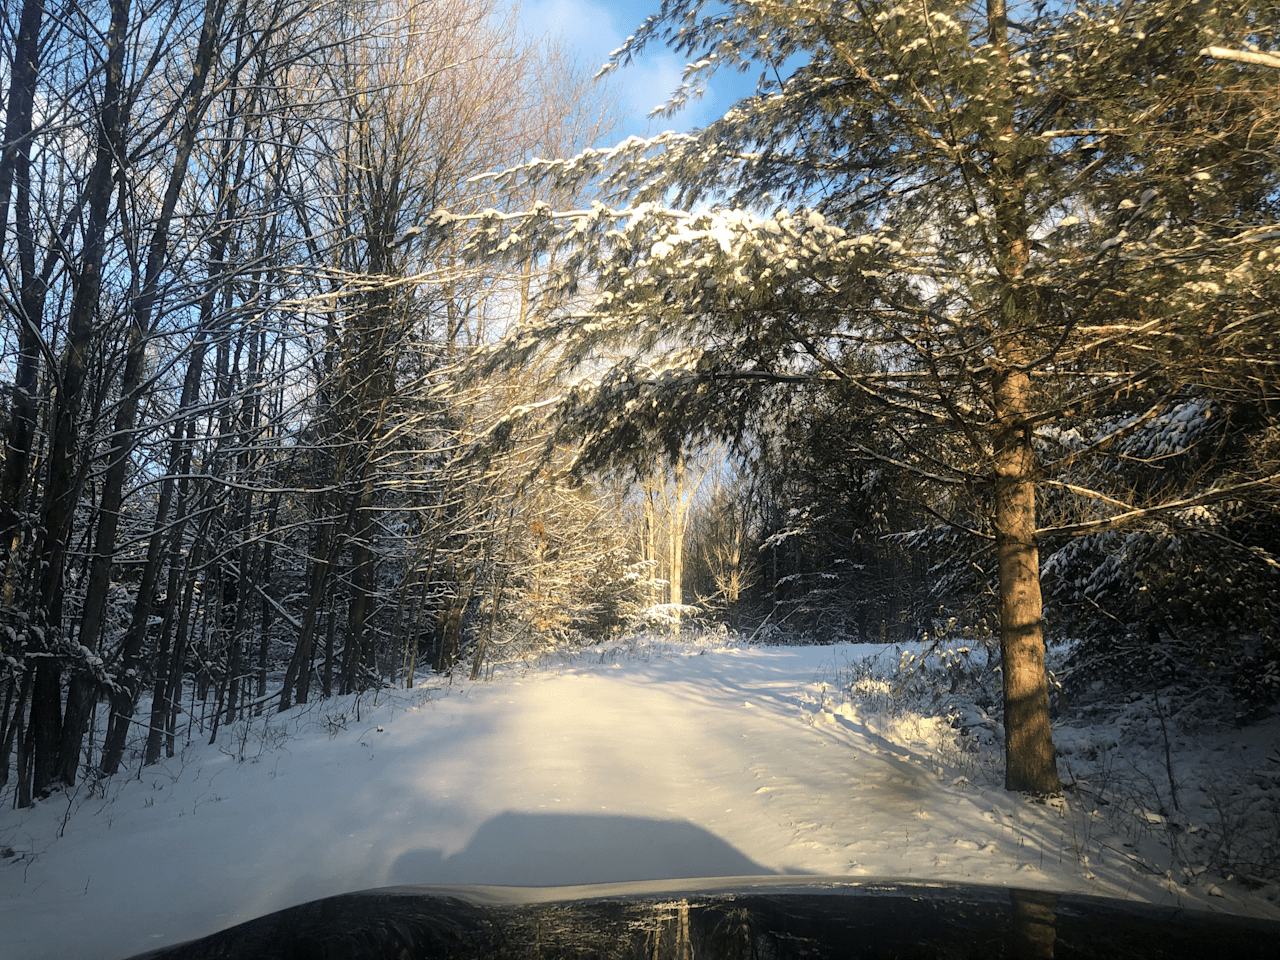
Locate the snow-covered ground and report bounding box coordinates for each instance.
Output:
[2,635,1278,959]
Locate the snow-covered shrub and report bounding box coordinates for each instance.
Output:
[833,624,1007,779]
[627,603,705,635]
[893,613,1003,714]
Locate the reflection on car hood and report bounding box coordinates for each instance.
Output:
[127,876,1280,959]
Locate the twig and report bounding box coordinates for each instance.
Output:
[1149,667,1181,812]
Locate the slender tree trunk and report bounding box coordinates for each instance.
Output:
[322,595,338,699]
[0,670,32,793]
[279,521,337,711]
[21,0,131,803]
[143,425,206,765]
[0,0,48,599]
[645,490,658,607]
[404,573,431,688]
[385,576,412,687]
[0,678,14,790]
[470,569,507,681]
[165,564,200,759]
[225,553,251,726]
[13,668,34,808]
[669,456,685,633]
[279,427,367,709]
[436,565,476,675]
[256,524,278,713]
[143,597,174,766]
[85,0,226,782]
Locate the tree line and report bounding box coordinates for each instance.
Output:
[0,0,631,807]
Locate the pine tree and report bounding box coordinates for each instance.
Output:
[452,0,1279,794]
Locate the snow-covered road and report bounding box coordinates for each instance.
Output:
[1,640,1274,959]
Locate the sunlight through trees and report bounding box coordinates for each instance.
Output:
[1,0,1278,804]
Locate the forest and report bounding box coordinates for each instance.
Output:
[1,0,1278,810]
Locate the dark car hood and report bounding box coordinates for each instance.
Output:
[127,876,1280,959]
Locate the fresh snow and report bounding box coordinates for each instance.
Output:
[2,636,1278,959]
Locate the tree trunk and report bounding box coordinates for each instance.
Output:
[992,367,1060,795]
[280,501,349,711]
[13,667,34,808]
[144,526,202,765]
[142,431,206,765]
[0,0,48,598]
[470,569,507,681]
[669,456,684,633]
[342,481,377,694]
[20,0,132,803]
[322,596,338,699]
[404,573,431,688]
[78,0,225,783]
[981,0,1058,796]
[0,669,32,793]
[279,542,332,711]
[256,541,276,713]
[27,658,63,797]
[166,575,197,759]
[436,566,476,675]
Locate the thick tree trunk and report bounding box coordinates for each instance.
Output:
[27,659,63,796]
[980,0,1059,796]
[992,367,1060,795]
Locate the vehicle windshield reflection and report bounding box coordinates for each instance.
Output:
[129,879,1280,960]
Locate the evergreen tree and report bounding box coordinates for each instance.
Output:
[453,0,1279,794]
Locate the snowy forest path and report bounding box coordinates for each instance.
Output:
[2,643,1269,960]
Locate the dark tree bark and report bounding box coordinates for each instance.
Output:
[142,414,206,766]
[279,522,337,711]
[88,0,228,781]
[342,481,378,694]
[0,0,48,592]
[0,0,48,794]
[23,0,132,801]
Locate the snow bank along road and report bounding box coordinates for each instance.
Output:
[0,641,1274,959]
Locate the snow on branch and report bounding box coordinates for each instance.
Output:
[1036,474,1280,539]
[1200,46,1280,69]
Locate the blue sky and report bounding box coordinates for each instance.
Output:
[517,0,759,143]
